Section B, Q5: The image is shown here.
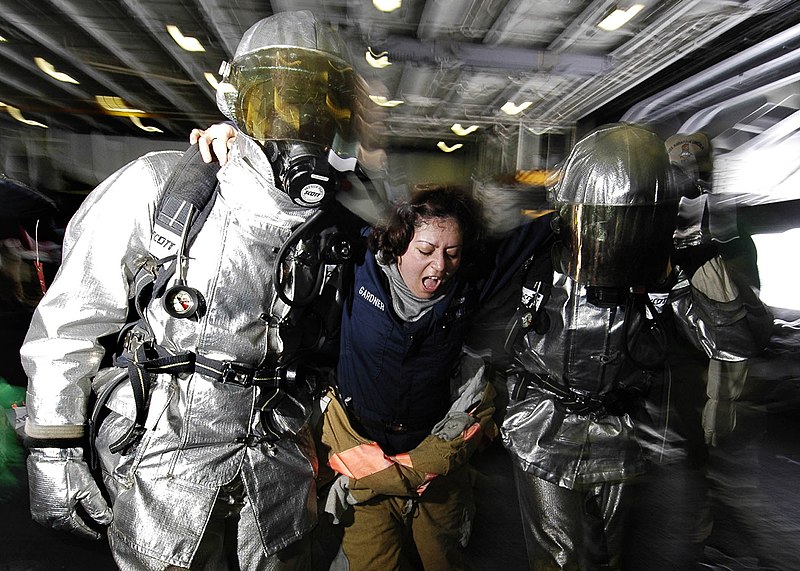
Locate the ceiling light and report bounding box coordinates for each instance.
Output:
[437,141,463,153]
[500,101,532,115]
[130,117,163,133]
[369,95,404,107]
[451,123,479,136]
[34,57,79,84]
[95,95,144,114]
[0,102,48,128]
[366,48,392,69]
[0,35,7,42]
[373,0,401,12]
[598,4,645,31]
[166,25,205,52]
[204,72,220,90]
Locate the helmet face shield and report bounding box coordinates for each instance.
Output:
[557,201,679,287]
[552,123,688,288]
[222,47,357,146]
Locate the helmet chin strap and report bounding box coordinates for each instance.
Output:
[261,140,339,208]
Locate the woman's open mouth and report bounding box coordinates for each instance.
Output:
[422,275,443,293]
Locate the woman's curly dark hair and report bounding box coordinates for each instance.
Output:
[369,184,482,265]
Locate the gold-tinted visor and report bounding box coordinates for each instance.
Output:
[224,47,357,145]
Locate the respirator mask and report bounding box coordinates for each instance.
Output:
[261,139,340,208]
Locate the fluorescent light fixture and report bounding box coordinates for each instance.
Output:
[500,101,532,115]
[0,102,48,128]
[34,57,79,84]
[0,35,7,42]
[366,48,392,69]
[373,0,402,12]
[130,116,163,133]
[204,72,220,90]
[598,4,645,31]
[95,95,144,114]
[451,123,479,136]
[437,141,463,153]
[369,95,404,107]
[166,25,205,52]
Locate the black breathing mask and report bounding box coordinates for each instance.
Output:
[262,140,339,208]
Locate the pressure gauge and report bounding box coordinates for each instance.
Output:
[163,284,206,319]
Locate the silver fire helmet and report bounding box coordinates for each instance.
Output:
[216,11,359,149]
[551,123,690,287]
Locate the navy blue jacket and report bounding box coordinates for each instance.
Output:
[336,214,554,454]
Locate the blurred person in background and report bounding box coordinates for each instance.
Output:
[0,174,62,388]
[663,131,799,570]
[20,11,367,570]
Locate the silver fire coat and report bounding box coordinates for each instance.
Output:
[501,265,771,489]
[21,135,338,566]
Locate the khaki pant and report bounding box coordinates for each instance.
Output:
[333,466,473,571]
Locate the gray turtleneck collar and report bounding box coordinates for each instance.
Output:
[378,258,452,322]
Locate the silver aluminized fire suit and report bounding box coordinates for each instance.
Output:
[502,263,772,570]
[21,134,343,568]
[500,123,773,571]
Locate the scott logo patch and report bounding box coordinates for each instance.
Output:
[152,231,176,250]
[300,184,325,205]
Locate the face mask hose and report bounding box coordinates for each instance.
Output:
[272,209,353,308]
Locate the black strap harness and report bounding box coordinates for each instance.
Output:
[89,322,310,468]
[88,145,352,466]
[509,366,649,419]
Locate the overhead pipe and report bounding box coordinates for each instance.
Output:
[369,36,610,76]
[623,19,800,123]
[534,0,790,126]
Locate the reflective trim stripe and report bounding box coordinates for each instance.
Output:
[463,423,481,442]
[328,442,394,480]
[329,424,483,482]
[392,452,413,468]
[328,443,439,494]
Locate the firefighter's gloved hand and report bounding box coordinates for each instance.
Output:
[323,475,357,525]
[690,256,739,302]
[702,359,748,447]
[431,412,475,441]
[27,447,113,540]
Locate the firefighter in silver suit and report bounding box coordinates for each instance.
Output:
[501,123,773,570]
[20,11,363,570]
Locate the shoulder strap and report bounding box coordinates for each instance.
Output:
[152,145,221,256]
[96,148,222,458]
[149,145,221,299]
[122,145,221,323]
